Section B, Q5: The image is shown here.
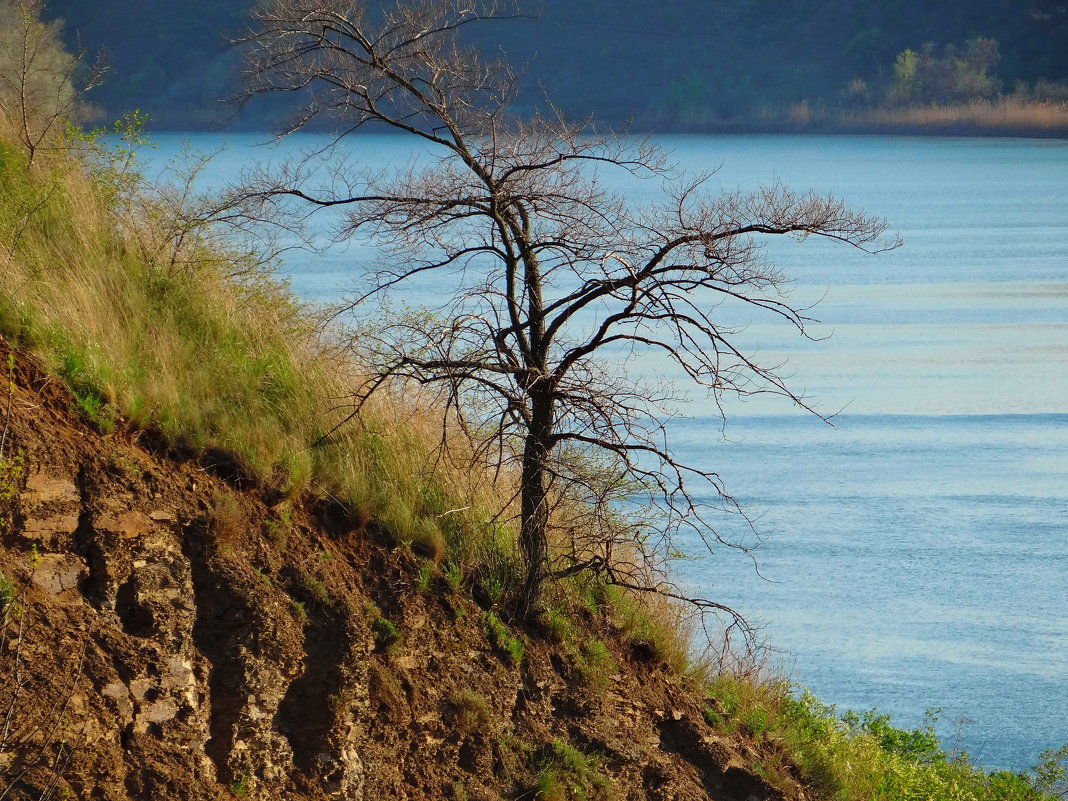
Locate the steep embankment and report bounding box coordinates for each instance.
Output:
[0,336,788,801]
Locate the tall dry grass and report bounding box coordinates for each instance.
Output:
[842,97,1068,136]
[635,97,1068,137]
[0,120,522,577]
[0,115,692,627]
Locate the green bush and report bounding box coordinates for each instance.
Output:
[777,690,1065,801]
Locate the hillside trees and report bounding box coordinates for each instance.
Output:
[888,37,1002,104]
[0,0,102,164]
[237,0,897,619]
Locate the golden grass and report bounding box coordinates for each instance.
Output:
[843,98,1068,135]
[636,97,1068,137]
[0,117,675,629]
[0,120,522,578]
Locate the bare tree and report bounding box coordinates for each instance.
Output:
[238,0,898,619]
[0,0,103,166]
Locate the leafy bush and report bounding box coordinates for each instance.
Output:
[778,690,1065,801]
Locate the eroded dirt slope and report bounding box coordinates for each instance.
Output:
[0,337,795,801]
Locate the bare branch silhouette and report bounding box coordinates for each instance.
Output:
[237,0,899,631]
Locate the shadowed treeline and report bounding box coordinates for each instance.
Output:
[41,0,1068,133]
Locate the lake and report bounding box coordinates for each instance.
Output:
[148,132,1068,772]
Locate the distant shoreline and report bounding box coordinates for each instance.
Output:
[632,98,1068,139]
[138,98,1068,140]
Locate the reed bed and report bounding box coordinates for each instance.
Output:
[842,98,1068,136]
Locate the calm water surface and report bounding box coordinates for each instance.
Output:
[151,133,1068,771]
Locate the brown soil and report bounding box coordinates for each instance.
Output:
[0,336,799,801]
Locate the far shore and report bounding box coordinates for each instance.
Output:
[634,98,1068,139]
[140,98,1068,140]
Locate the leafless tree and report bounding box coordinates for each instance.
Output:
[0,0,104,166]
[238,0,898,621]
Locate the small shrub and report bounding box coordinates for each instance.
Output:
[1032,744,1068,795]
[702,673,785,739]
[300,574,331,607]
[447,689,493,737]
[209,492,244,544]
[702,705,727,731]
[533,739,613,801]
[843,706,944,763]
[372,616,400,651]
[482,576,505,607]
[742,706,771,741]
[597,585,688,673]
[229,772,251,798]
[105,450,140,479]
[443,561,464,593]
[575,637,617,693]
[543,607,575,644]
[368,662,406,715]
[384,512,445,562]
[263,506,292,548]
[71,385,117,434]
[483,611,523,666]
[0,448,25,532]
[0,573,19,619]
[415,561,434,593]
[290,599,308,624]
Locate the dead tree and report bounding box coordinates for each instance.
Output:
[238,0,898,621]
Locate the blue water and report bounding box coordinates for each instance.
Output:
[148,132,1068,771]
[669,413,1068,770]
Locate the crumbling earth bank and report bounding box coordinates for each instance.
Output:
[0,339,790,801]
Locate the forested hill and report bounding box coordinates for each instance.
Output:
[45,0,1068,130]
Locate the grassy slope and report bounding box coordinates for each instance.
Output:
[0,124,518,572]
[0,122,1064,800]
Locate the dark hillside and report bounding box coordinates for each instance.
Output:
[43,0,1068,130]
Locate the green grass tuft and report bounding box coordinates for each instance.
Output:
[371,616,400,652]
[533,739,614,801]
[483,611,524,666]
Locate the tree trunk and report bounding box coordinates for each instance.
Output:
[518,387,553,615]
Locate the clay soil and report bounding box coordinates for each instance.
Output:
[0,336,799,801]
